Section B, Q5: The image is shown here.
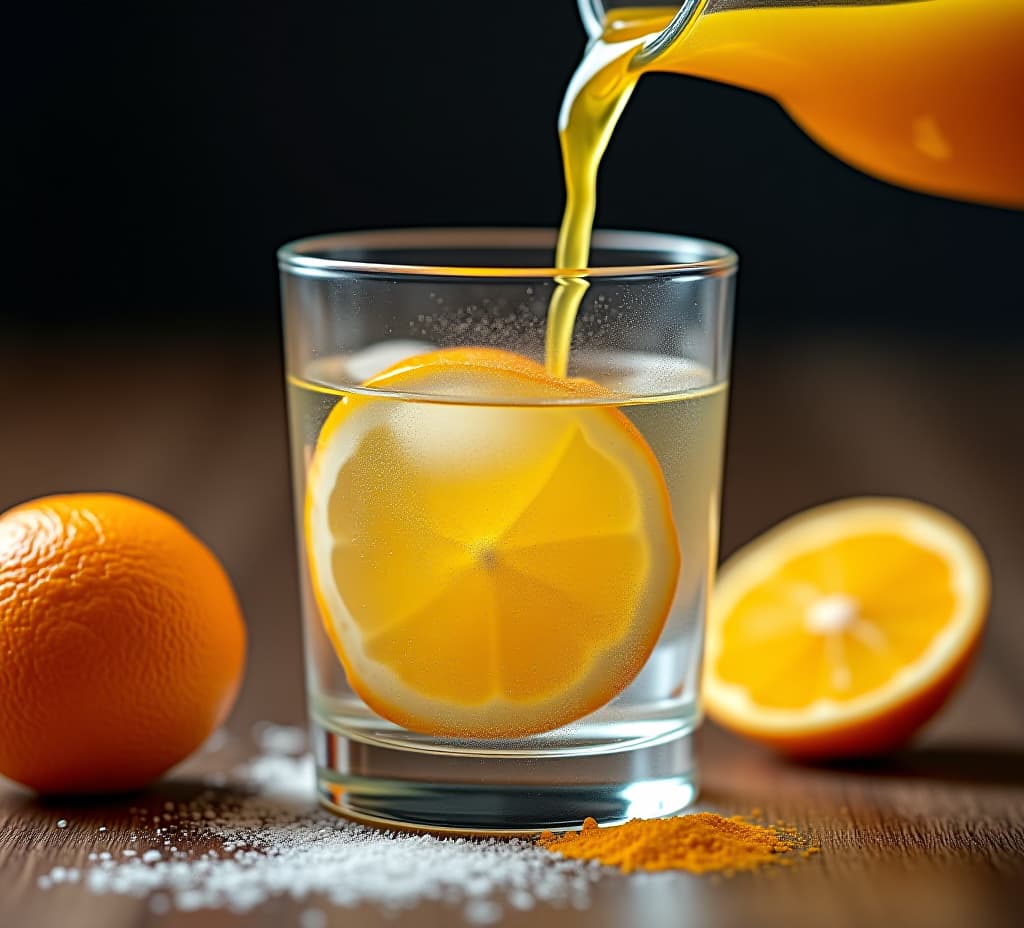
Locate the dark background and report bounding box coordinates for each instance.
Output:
[9,0,1023,343]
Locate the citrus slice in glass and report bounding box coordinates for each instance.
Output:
[305,348,680,739]
[705,498,990,757]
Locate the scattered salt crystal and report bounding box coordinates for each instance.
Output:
[509,889,535,910]
[45,864,79,884]
[254,722,307,756]
[465,899,503,925]
[56,819,68,828]
[98,826,107,833]
[299,909,326,928]
[33,720,597,921]
[201,729,229,753]
[177,889,207,912]
[235,753,314,800]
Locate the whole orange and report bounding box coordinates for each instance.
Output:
[0,493,246,794]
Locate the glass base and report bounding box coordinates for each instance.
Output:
[312,720,699,835]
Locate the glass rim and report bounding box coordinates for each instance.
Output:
[277,227,738,280]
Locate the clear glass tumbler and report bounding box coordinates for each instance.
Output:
[279,228,736,833]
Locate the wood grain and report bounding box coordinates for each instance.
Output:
[1,338,1022,928]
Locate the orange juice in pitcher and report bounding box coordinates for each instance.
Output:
[580,1,1024,206]
[545,0,1024,374]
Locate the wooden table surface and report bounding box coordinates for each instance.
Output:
[1,337,1022,928]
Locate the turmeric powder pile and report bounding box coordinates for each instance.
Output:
[537,813,818,875]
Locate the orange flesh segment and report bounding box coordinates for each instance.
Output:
[305,348,680,737]
[716,533,958,709]
[704,498,990,757]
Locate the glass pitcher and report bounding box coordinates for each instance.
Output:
[577,0,1024,207]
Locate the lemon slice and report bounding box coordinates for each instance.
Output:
[306,348,679,739]
[705,498,989,757]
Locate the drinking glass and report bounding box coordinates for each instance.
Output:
[280,228,736,833]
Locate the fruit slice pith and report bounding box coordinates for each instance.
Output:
[705,498,989,756]
[305,348,680,739]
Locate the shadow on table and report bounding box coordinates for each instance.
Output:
[5,777,320,826]
[808,745,1024,787]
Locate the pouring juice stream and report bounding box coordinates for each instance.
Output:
[546,0,1024,376]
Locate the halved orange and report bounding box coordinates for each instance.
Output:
[705,498,990,758]
[305,348,680,739]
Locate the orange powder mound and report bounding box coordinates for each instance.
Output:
[538,813,817,875]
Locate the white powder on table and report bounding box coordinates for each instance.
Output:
[36,725,599,923]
